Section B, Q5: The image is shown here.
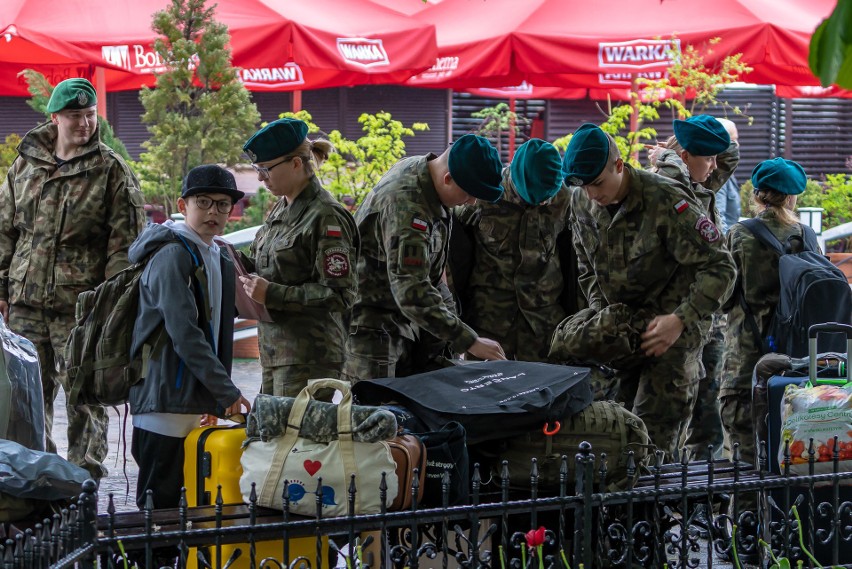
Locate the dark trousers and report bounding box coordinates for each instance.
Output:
[131,427,186,510]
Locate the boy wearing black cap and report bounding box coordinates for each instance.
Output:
[344,134,507,380]
[128,165,250,510]
[0,77,145,479]
[563,123,736,461]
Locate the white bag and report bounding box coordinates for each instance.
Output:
[239,379,399,516]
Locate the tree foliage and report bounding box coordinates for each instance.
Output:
[136,0,260,215]
[0,134,22,181]
[472,103,530,155]
[19,69,131,160]
[225,185,275,233]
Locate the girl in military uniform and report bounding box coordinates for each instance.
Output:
[239,118,360,396]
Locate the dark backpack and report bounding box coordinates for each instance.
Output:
[65,235,207,406]
[738,218,852,358]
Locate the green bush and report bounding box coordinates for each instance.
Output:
[0,134,21,181]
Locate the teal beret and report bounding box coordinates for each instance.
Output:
[182,165,245,203]
[672,115,730,156]
[511,139,564,205]
[562,123,610,186]
[448,134,503,202]
[47,78,97,113]
[751,158,807,196]
[243,118,308,163]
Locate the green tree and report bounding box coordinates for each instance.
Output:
[225,185,275,233]
[472,102,530,155]
[136,0,260,215]
[0,134,22,180]
[273,110,427,207]
[19,69,131,160]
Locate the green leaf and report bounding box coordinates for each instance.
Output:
[809,0,852,88]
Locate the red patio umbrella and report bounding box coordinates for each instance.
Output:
[0,0,437,96]
[403,0,839,92]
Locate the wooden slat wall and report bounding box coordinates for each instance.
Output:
[0,96,47,140]
[452,92,547,163]
[251,91,293,124]
[106,91,148,160]
[782,97,852,175]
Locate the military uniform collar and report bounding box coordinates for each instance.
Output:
[283,175,322,218]
[418,153,447,219]
[620,164,646,213]
[19,120,106,172]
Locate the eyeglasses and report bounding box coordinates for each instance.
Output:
[251,156,295,180]
[193,196,234,214]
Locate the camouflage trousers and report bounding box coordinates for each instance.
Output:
[680,317,725,461]
[720,389,758,515]
[9,305,108,480]
[260,363,343,398]
[615,346,701,462]
[341,326,416,382]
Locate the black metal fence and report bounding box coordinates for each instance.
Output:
[5,440,852,568]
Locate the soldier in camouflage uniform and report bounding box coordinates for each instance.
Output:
[720,158,811,468]
[563,123,735,461]
[343,134,507,381]
[0,79,145,479]
[650,115,738,460]
[239,118,359,397]
[453,139,572,362]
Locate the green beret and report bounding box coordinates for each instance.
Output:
[448,134,503,202]
[47,78,97,113]
[511,139,564,205]
[243,118,308,163]
[751,158,807,196]
[672,115,730,156]
[182,165,245,203]
[562,123,610,186]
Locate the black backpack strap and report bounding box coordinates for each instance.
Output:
[739,218,785,256]
[799,222,820,252]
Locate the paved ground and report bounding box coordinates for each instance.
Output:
[52,358,263,514]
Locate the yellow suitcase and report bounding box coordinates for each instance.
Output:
[183,424,330,569]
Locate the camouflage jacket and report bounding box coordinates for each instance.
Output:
[654,141,740,226]
[241,176,359,368]
[719,209,805,394]
[455,168,570,359]
[0,121,145,313]
[570,164,736,350]
[350,154,478,352]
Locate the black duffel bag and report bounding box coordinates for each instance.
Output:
[352,361,592,445]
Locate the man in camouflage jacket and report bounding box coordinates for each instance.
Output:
[0,79,145,479]
[343,134,507,381]
[453,139,575,362]
[563,123,735,461]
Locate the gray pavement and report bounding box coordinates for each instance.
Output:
[52,358,263,514]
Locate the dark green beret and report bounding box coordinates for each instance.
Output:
[511,138,564,205]
[46,78,97,113]
[751,158,807,196]
[562,123,610,186]
[672,115,730,156]
[448,134,503,202]
[182,165,245,203]
[243,118,308,163]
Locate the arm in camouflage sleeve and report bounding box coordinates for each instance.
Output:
[667,204,737,330]
[0,161,21,301]
[720,226,746,313]
[383,206,478,352]
[654,149,692,189]
[704,140,740,192]
[569,192,606,312]
[104,158,146,278]
[263,211,358,313]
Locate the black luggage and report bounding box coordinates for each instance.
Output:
[762,323,852,566]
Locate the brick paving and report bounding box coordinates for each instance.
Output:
[52,358,263,514]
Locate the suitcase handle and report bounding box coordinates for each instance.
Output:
[808,323,852,384]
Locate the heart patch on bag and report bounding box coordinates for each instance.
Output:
[304,460,322,476]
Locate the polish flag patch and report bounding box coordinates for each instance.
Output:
[674,199,689,214]
[411,217,428,231]
[326,225,342,237]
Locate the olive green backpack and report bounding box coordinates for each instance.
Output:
[478,400,651,492]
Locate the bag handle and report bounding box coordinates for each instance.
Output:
[259,379,363,511]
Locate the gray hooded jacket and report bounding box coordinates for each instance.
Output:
[128,223,239,416]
